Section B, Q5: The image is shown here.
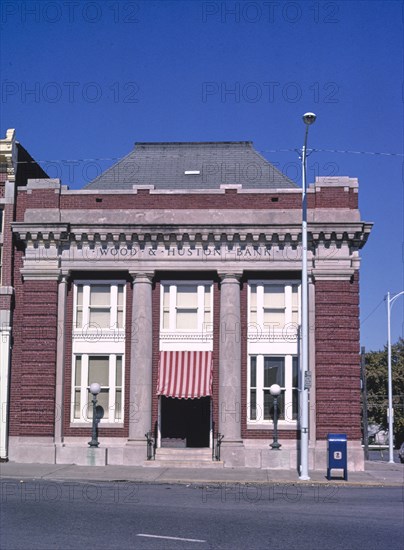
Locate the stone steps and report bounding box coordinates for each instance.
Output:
[144,447,224,468]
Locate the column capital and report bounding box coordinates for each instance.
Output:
[130,271,155,284]
[217,271,243,283]
[59,270,70,283]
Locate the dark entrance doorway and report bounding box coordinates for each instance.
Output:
[161,396,211,447]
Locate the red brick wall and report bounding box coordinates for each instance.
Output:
[314,188,357,209]
[15,187,356,218]
[9,278,58,436]
[315,272,361,439]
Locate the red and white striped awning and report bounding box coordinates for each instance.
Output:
[157,351,213,399]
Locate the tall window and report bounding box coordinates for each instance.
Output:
[72,281,125,424]
[161,282,213,332]
[72,354,123,422]
[248,355,299,423]
[247,280,300,426]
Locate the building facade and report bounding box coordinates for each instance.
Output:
[3,137,372,470]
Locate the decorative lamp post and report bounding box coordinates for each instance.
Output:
[88,382,101,448]
[299,112,316,480]
[386,290,404,463]
[270,384,282,450]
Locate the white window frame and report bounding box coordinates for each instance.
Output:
[248,280,300,334]
[247,280,300,427]
[71,280,126,425]
[73,280,126,333]
[247,354,299,425]
[160,280,213,333]
[71,353,124,424]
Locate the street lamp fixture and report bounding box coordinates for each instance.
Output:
[88,382,101,448]
[270,384,282,450]
[299,112,317,480]
[386,290,404,463]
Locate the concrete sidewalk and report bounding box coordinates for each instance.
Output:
[1,460,403,487]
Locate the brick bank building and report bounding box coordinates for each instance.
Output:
[0,129,372,470]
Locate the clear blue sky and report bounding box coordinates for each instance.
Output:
[1,0,402,351]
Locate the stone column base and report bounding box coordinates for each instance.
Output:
[56,445,107,466]
[121,440,148,465]
[221,441,245,468]
[8,437,56,464]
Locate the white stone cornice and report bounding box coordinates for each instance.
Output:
[12,221,373,252]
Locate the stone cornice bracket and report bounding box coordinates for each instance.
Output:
[12,223,70,244]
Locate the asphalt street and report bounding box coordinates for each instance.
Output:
[1,480,403,550]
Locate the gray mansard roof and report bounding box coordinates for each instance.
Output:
[85,141,297,190]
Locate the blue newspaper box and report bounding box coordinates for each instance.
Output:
[327,433,347,481]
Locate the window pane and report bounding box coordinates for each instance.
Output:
[76,310,83,328]
[117,285,124,307]
[75,356,82,384]
[204,285,211,309]
[292,389,298,420]
[264,392,285,421]
[163,286,170,307]
[163,311,170,329]
[90,285,110,306]
[177,310,198,330]
[292,357,299,388]
[77,285,83,306]
[88,356,109,386]
[263,310,285,326]
[177,285,198,307]
[89,308,110,327]
[264,390,271,420]
[263,357,285,387]
[116,356,122,386]
[263,285,284,308]
[250,356,257,387]
[76,286,83,328]
[292,285,299,307]
[250,390,256,420]
[74,390,81,419]
[250,285,257,308]
[292,311,299,325]
[250,311,257,324]
[115,390,122,420]
[87,389,109,420]
[117,310,124,328]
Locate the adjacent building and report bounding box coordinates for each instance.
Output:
[2,135,373,470]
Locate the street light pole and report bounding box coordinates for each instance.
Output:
[88,382,101,448]
[386,290,404,463]
[299,112,316,481]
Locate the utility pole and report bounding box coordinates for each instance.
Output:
[360,346,369,460]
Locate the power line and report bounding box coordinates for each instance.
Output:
[12,148,404,165]
[361,298,385,326]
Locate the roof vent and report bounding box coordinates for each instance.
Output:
[184,170,201,175]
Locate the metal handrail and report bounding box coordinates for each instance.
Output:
[214,432,224,461]
[145,431,155,460]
